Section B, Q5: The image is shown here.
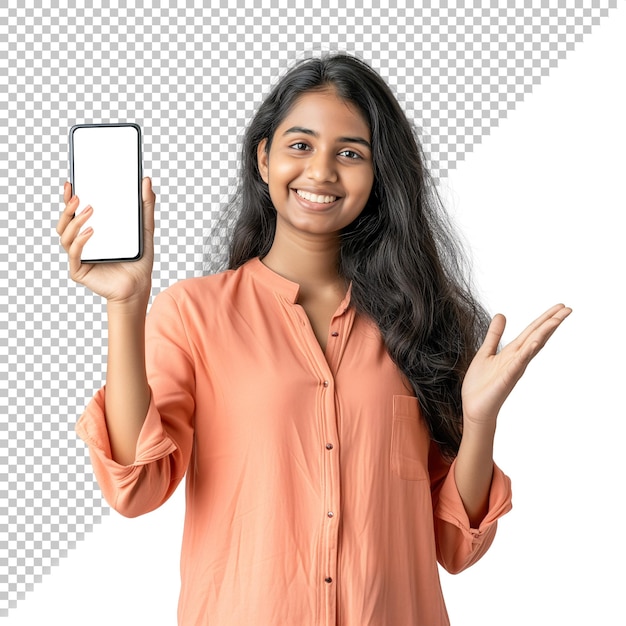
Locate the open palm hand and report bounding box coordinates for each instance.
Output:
[461,303,572,428]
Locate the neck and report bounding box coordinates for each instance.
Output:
[261,226,344,297]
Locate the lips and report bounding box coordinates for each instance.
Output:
[296,189,338,204]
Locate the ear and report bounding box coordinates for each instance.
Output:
[257,138,269,184]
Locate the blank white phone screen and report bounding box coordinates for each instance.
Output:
[71,124,142,262]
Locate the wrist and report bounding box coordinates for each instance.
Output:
[462,407,498,431]
[107,293,150,318]
[460,417,496,449]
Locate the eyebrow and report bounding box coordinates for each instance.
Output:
[283,126,372,150]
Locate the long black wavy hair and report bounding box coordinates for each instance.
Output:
[212,53,491,460]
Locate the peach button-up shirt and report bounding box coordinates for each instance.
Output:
[76,258,512,626]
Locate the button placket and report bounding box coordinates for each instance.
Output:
[312,307,353,623]
[318,369,339,622]
[278,291,347,621]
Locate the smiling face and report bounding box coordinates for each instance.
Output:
[257,88,375,243]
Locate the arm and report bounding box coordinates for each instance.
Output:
[454,421,495,527]
[76,289,195,517]
[105,297,151,465]
[57,178,156,465]
[455,304,572,526]
[431,451,512,574]
[59,179,195,516]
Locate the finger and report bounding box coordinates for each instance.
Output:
[56,193,80,236]
[517,308,571,365]
[517,305,572,353]
[515,303,569,346]
[59,205,92,251]
[478,313,506,356]
[554,305,573,322]
[63,180,73,205]
[67,225,94,277]
[141,177,156,235]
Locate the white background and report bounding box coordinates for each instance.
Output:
[5,6,625,626]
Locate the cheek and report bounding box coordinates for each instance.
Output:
[267,158,298,190]
[356,171,375,204]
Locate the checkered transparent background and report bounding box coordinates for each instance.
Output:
[0,0,618,616]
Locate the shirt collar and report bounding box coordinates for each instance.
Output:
[246,257,301,303]
[246,257,352,311]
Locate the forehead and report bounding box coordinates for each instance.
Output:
[277,88,370,138]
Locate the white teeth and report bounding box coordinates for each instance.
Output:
[296,189,337,204]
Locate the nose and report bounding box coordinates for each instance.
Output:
[306,149,338,183]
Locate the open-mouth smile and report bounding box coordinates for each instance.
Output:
[295,189,339,204]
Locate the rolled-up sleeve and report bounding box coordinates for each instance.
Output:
[75,290,196,518]
[431,455,512,574]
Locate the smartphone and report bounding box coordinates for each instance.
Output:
[69,123,143,263]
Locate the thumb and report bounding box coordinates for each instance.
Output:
[479,313,506,356]
[142,176,156,235]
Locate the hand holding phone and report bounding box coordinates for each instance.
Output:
[57,169,155,307]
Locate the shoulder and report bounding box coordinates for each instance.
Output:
[145,259,271,348]
[160,268,236,301]
[149,260,257,317]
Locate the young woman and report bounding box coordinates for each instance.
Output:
[57,54,570,625]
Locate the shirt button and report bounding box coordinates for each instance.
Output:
[327,511,334,518]
[325,577,333,583]
[326,443,334,450]
[331,331,339,337]
[323,380,329,388]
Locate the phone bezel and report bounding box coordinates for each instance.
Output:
[69,122,143,263]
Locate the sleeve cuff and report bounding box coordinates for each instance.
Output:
[75,385,178,472]
[437,458,513,539]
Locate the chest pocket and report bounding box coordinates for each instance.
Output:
[390,395,430,481]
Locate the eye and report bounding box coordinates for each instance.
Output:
[339,149,362,160]
[290,142,311,151]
